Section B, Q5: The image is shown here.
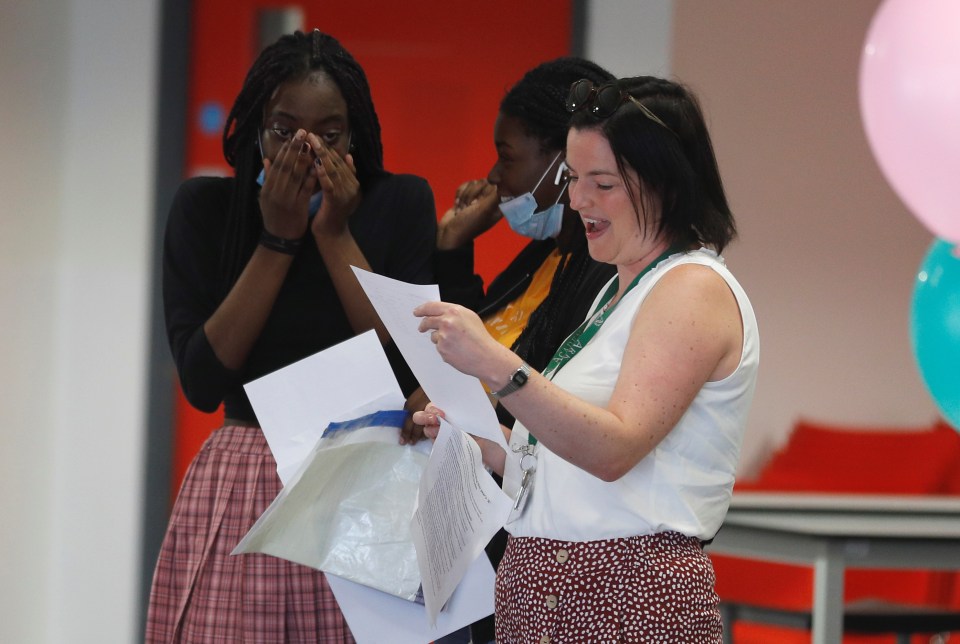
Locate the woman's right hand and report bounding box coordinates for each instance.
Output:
[258,128,316,240]
[411,403,446,440]
[436,179,500,250]
[415,301,508,381]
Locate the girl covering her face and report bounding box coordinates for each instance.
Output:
[146,30,437,643]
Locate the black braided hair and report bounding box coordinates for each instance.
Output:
[569,76,736,253]
[500,57,613,154]
[501,58,616,372]
[218,30,386,292]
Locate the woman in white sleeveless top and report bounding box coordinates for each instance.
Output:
[415,76,759,643]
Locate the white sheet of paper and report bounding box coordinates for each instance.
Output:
[411,420,513,625]
[243,329,406,484]
[327,549,495,644]
[351,267,508,451]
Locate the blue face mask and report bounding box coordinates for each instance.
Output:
[499,153,568,240]
[256,168,323,217]
[256,128,338,219]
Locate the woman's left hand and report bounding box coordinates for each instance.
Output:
[308,133,361,238]
[414,301,501,378]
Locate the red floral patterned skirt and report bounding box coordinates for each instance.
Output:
[145,425,354,643]
[495,531,722,643]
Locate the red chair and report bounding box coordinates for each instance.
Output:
[713,418,960,643]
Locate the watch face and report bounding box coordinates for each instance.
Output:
[513,370,529,386]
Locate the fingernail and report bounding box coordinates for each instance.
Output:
[295,129,305,140]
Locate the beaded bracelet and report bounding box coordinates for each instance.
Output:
[259,230,303,255]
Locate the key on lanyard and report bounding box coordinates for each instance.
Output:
[513,444,537,511]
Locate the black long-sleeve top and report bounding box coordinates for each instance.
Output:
[163,174,437,422]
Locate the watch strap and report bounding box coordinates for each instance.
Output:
[490,361,532,399]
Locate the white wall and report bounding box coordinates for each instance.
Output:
[587,0,940,476]
[672,0,940,474]
[0,0,158,641]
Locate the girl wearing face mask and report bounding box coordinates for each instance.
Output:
[433,60,617,376]
[403,57,617,441]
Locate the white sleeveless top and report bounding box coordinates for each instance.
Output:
[504,248,759,541]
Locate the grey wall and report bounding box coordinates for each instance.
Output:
[0,0,158,641]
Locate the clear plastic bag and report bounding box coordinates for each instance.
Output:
[233,410,430,600]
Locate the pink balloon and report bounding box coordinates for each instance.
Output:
[860,0,960,243]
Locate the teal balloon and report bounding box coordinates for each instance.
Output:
[911,239,960,430]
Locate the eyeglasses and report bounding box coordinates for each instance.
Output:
[565,79,675,136]
[260,123,351,150]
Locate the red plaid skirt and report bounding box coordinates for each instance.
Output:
[145,425,354,643]
[495,531,722,643]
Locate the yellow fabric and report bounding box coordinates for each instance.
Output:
[483,249,563,349]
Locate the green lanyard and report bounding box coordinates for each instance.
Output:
[527,245,681,446]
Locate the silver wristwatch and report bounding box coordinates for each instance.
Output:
[490,361,532,399]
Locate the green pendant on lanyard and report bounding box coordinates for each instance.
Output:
[526,245,683,447]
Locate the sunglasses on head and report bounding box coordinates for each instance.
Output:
[565,79,675,136]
